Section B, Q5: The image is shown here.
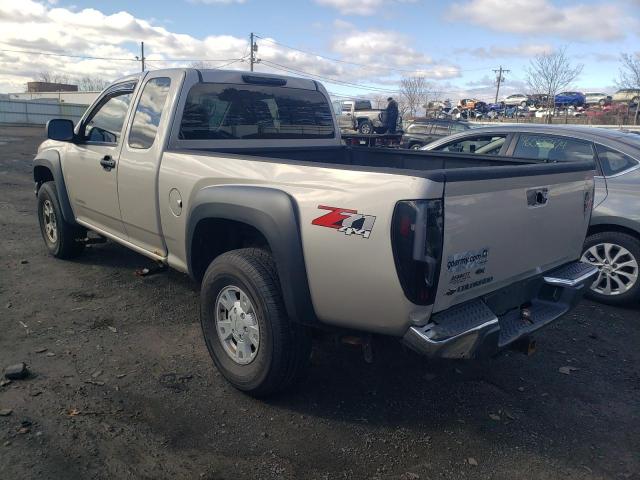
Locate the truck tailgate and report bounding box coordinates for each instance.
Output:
[433,162,594,313]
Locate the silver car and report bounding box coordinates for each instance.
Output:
[424,125,640,305]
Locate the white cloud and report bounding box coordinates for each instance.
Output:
[448,0,636,42]
[330,29,461,79]
[458,43,554,59]
[315,0,417,16]
[0,0,458,95]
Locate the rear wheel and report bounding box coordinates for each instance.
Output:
[410,143,423,150]
[358,120,373,135]
[37,181,85,259]
[581,232,640,305]
[200,248,312,396]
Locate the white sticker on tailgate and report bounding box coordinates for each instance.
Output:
[446,247,490,274]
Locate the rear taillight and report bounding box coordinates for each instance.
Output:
[391,199,444,305]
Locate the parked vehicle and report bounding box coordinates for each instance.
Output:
[529,94,551,108]
[584,92,612,106]
[457,98,481,110]
[333,98,401,134]
[35,69,597,395]
[555,91,586,107]
[401,119,472,149]
[612,88,640,106]
[503,94,530,107]
[424,124,640,305]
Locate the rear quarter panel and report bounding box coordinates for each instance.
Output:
[159,151,443,335]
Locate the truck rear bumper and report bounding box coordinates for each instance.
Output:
[402,261,598,359]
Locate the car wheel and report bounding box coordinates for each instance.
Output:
[599,99,606,106]
[358,121,373,135]
[200,248,312,397]
[580,232,640,305]
[37,181,85,259]
[520,101,527,108]
[410,143,423,150]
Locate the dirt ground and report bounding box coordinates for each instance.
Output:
[0,125,639,480]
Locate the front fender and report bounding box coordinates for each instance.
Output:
[186,185,318,326]
[33,149,75,223]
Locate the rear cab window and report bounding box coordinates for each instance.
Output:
[513,134,595,165]
[179,83,335,140]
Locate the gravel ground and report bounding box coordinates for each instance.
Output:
[1,125,639,480]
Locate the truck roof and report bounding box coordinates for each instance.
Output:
[112,68,321,91]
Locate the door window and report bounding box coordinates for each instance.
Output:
[83,89,134,144]
[436,134,507,155]
[128,77,172,149]
[595,144,639,176]
[513,134,594,163]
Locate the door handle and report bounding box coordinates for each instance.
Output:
[100,155,116,171]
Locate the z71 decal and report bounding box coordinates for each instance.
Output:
[312,205,376,239]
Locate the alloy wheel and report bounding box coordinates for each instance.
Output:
[581,242,639,296]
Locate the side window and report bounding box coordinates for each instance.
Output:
[83,90,133,143]
[128,77,171,149]
[596,144,639,176]
[449,123,467,134]
[436,135,507,155]
[432,124,449,136]
[513,135,594,163]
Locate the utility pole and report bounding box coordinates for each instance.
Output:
[140,41,145,72]
[493,66,510,103]
[249,32,258,72]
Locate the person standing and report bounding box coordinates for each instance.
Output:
[385,97,399,134]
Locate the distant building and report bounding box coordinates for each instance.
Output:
[27,81,78,93]
[8,91,100,105]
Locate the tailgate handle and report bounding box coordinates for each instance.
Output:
[527,187,549,207]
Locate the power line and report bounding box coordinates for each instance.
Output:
[254,34,488,74]
[260,59,401,93]
[0,48,137,61]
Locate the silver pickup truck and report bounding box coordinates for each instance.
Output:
[34,68,597,396]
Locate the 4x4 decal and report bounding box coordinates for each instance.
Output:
[312,205,376,239]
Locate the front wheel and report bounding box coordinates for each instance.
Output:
[581,232,640,305]
[200,248,312,397]
[37,182,85,259]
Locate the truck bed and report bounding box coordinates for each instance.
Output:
[169,145,592,180]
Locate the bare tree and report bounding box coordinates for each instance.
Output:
[525,46,583,122]
[77,76,110,92]
[371,94,387,109]
[617,53,640,125]
[37,71,71,84]
[399,76,431,118]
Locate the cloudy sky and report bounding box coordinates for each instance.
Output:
[0,0,638,101]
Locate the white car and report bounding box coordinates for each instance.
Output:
[503,94,530,107]
[584,92,612,106]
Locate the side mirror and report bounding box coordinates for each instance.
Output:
[46,119,75,142]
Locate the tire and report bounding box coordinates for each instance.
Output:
[37,181,85,259]
[358,120,373,135]
[599,99,606,106]
[581,232,640,305]
[200,248,312,397]
[520,101,527,108]
[410,143,423,150]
